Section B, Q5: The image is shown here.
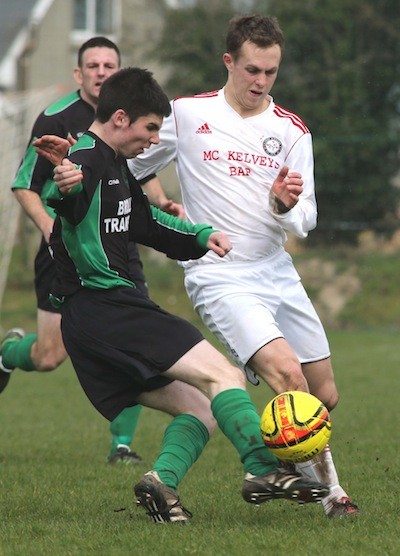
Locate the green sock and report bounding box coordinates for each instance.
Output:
[153,414,209,489]
[109,405,143,454]
[2,334,36,371]
[211,388,278,476]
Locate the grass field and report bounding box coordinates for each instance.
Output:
[1,251,399,555]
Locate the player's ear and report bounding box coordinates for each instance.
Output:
[223,53,233,72]
[73,67,83,86]
[113,109,128,127]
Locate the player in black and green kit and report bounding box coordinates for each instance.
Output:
[39,66,329,524]
[0,37,181,464]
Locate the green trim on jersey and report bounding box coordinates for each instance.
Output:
[149,205,214,248]
[44,91,80,116]
[61,202,213,290]
[61,184,135,290]
[70,134,96,154]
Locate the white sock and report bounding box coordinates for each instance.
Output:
[295,445,348,512]
[0,355,13,373]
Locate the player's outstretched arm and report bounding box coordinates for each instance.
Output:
[13,188,55,243]
[207,231,232,258]
[159,198,185,219]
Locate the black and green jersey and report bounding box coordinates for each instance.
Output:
[49,131,215,297]
[12,90,95,218]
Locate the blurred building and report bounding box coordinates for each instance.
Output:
[0,0,169,92]
[0,1,179,307]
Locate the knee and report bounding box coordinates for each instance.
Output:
[282,365,308,391]
[36,360,60,372]
[34,347,67,372]
[323,390,339,412]
[258,358,307,393]
[310,384,339,411]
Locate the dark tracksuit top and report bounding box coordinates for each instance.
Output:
[12,90,147,303]
[12,90,94,216]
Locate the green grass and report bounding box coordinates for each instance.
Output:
[1,249,400,554]
[339,252,400,328]
[1,331,399,555]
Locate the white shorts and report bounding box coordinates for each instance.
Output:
[184,247,330,371]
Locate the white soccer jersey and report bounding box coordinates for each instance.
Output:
[130,88,317,266]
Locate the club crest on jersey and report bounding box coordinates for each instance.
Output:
[262,137,282,156]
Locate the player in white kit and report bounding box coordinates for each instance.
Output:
[129,14,359,518]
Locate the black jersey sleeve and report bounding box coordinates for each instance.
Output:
[128,178,209,261]
[47,153,104,225]
[49,216,82,301]
[12,111,66,195]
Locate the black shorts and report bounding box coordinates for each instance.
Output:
[34,239,148,312]
[61,286,204,421]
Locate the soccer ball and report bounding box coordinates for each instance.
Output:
[260,391,332,463]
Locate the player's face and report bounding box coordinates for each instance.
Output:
[74,47,120,108]
[223,40,281,117]
[117,113,163,159]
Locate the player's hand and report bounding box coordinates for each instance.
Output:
[66,133,77,146]
[207,232,232,257]
[33,135,72,166]
[272,166,303,211]
[53,159,83,194]
[160,199,185,219]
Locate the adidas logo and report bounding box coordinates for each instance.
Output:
[196,122,212,134]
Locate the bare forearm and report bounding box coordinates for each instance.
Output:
[142,176,185,219]
[13,189,54,242]
[141,177,168,206]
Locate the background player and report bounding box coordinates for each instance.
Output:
[0,36,182,465]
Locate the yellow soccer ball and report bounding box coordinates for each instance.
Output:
[261,391,332,463]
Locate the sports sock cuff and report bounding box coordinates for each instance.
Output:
[109,404,143,452]
[211,388,278,474]
[3,333,37,371]
[211,388,254,428]
[154,414,209,488]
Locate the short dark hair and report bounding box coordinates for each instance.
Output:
[96,67,171,123]
[77,36,121,67]
[226,15,285,59]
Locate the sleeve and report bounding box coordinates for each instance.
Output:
[127,100,178,181]
[48,216,82,301]
[12,112,65,195]
[129,178,215,260]
[47,152,99,226]
[269,132,317,238]
[136,173,157,186]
